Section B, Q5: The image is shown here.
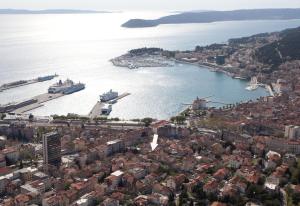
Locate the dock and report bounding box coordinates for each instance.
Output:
[88,92,130,118]
[12,93,64,114]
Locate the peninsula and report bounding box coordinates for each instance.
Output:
[122,8,300,28]
[111,48,174,69]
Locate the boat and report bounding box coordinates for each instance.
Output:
[48,79,85,94]
[100,89,118,102]
[246,76,259,91]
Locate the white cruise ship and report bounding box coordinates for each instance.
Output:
[100,89,118,102]
[48,79,85,94]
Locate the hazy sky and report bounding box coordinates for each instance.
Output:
[1,0,300,11]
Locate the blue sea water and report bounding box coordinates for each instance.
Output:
[0,12,299,119]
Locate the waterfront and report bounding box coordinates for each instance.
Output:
[1,12,300,119]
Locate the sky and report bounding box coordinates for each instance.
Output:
[1,0,300,11]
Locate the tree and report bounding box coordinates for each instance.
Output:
[0,113,6,120]
[28,114,34,122]
[141,118,153,127]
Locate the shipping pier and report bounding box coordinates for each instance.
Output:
[0,74,58,92]
[13,93,65,114]
[0,93,66,114]
[89,92,130,118]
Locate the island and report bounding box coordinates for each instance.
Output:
[122,8,300,28]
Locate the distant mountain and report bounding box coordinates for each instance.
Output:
[0,9,112,14]
[122,8,300,28]
[256,26,300,67]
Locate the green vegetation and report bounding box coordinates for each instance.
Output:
[246,184,281,206]
[289,158,300,184]
[64,182,71,190]
[141,117,153,127]
[170,115,186,124]
[19,148,35,163]
[286,185,300,206]
[129,47,163,56]
[0,113,6,120]
[256,26,300,68]
[52,113,89,121]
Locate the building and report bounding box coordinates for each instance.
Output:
[192,97,207,110]
[285,125,300,140]
[106,139,124,156]
[42,132,61,167]
[153,122,190,139]
[216,55,226,65]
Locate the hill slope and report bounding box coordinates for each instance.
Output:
[256,27,300,67]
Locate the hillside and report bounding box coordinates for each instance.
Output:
[122,8,300,28]
[256,27,300,67]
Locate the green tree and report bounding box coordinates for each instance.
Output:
[141,118,153,127]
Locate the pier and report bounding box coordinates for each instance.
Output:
[88,92,130,118]
[12,93,64,114]
[0,74,58,92]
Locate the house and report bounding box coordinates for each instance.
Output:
[166,174,187,191]
[264,176,280,191]
[148,193,169,205]
[213,168,229,181]
[70,179,95,199]
[152,183,173,198]
[203,179,219,194]
[134,195,149,206]
[101,198,119,206]
[128,167,147,180]
[106,139,125,156]
[42,194,68,206]
[104,170,124,191]
[211,201,227,206]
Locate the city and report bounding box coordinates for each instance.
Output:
[1,1,300,206]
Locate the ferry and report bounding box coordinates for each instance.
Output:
[48,79,85,94]
[100,89,118,102]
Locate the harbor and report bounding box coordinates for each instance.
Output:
[0,78,86,114]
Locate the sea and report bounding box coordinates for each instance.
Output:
[0,11,300,119]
